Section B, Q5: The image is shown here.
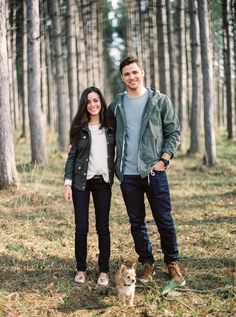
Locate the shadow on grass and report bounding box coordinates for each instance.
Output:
[178,215,236,226]
[0,253,235,313]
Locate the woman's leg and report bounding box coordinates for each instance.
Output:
[91,179,111,273]
[72,187,90,271]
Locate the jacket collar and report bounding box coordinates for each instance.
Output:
[114,88,162,133]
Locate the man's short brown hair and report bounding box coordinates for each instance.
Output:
[119,56,143,74]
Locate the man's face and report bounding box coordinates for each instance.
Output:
[121,62,144,91]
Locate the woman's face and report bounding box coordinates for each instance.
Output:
[86,92,102,118]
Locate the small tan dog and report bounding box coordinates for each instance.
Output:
[115,263,136,306]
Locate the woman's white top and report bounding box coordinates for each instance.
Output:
[86,124,109,182]
[64,123,109,186]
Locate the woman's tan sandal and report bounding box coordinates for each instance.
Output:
[97,272,109,286]
[74,271,86,284]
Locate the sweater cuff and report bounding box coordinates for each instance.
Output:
[64,179,72,186]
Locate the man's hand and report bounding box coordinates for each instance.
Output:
[152,161,166,171]
[64,185,73,203]
[152,153,171,171]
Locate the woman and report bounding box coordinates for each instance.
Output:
[64,87,115,286]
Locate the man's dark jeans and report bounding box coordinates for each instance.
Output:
[120,171,179,264]
[72,178,111,273]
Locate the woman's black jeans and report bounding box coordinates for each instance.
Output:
[72,178,111,273]
[120,171,179,265]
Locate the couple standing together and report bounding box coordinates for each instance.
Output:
[64,56,185,287]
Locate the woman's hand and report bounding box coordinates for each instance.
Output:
[64,185,73,203]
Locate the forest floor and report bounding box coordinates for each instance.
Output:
[0,131,236,317]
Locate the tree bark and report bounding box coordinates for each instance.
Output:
[27,0,47,164]
[222,0,233,139]
[166,0,177,109]
[23,0,30,140]
[66,0,78,122]
[156,0,167,93]
[197,0,217,166]
[188,0,200,154]
[176,0,187,152]
[50,0,67,151]
[0,0,18,189]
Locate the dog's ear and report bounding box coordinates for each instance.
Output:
[120,264,127,273]
[131,262,137,270]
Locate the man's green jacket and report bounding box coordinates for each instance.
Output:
[108,89,181,181]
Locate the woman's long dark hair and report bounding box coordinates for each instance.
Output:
[70,86,115,142]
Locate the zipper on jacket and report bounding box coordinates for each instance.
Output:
[116,102,126,174]
[105,129,112,185]
[120,131,126,173]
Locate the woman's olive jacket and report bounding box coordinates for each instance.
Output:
[64,126,115,191]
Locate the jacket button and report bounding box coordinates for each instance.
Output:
[82,186,85,189]
[78,166,81,169]
[83,173,86,175]
[83,136,86,139]
[86,159,88,161]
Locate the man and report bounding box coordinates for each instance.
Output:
[109,56,185,285]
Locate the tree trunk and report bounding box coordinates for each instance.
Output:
[76,0,88,92]
[188,0,200,154]
[23,0,30,140]
[156,0,167,93]
[12,5,20,130]
[6,4,14,127]
[40,0,47,127]
[0,0,18,189]
[166,0,177,109]
[66,0,78,122]
[222,0,233,139]
[148,0,155,88]
[176,0,187,152]
[27,0,47,164]
[197,0,217,166]
[50,0,67,151]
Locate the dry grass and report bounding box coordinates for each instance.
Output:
[0,132,235,317]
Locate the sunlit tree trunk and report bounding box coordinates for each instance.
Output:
[27,0,47,164]
[198,0,217,166]
[0,0,18,189]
